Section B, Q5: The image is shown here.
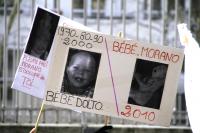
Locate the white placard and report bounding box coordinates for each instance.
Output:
[11,6,98,98]
[44,26,184,126]
[178,23,200,133]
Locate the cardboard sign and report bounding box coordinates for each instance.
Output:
[44,25,184,126]
[11,7,98,98]
[178,24,200,133]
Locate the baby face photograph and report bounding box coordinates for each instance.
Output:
[25,8,59,60]
[61,48,101,98]
[128,59,168,109]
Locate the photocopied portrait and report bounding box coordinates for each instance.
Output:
[61,48,101,98]
[128,59,168,109]
[25,7,59,60]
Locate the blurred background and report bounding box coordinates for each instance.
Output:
[1,0,199,132]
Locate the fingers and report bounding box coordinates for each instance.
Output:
[29,128,36,133]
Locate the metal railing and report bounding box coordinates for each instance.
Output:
[0,0,190,127]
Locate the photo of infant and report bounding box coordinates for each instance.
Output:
[25,8,59,60]
[128,59,168,109]
[61,48,101,98]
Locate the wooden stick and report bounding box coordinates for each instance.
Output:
[118,32,123,38]
[34,101,45,133]
[104,115,110,126]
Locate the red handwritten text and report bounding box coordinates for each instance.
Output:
[38,60,48,68]
[21,61,41,72]
[19,67,39,77]
[140,47,180,63]
[113,41,138,55]
[121,105,155,121]
[22,76,33,87]
[23,54,38,64]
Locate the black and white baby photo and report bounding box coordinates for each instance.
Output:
[25,8,59,60]
[128,59,168,109]
[61,48,101,98]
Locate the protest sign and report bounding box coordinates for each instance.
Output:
[178,24,200,133]
[44,25,184,126]
[11,6,98,98]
